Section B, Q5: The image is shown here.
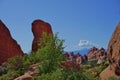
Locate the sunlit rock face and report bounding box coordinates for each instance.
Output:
[107,22,120,63]
[31,20,53,52]
[107,22,120,76]
[100,22,120,80]
[87,47,107,61]
[0,20,24,65]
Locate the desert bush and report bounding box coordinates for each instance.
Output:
[7,56,24,71]
[84,72,95,80]
[35,69,63,80]
[28,52,41,64]
[108,77,120,80]
[104,60,110,66]
[36,33,65,74]
[0,55,29,79]
[0,71,20,80]
[97,65,106,74]
[0,62,8,76]
[88,60,97,67]
[83,60,97,68]
[35,68,91,80]
[6,56,25,77]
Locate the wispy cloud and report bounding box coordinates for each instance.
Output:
[78,40,99,48]
[65,40,99,51]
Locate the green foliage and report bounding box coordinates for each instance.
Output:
[88,60,97,67]
[82,60,98,69]
[0,56,27,79]
[108,77,120,80]
[84,72,95,80]
[34,33,91,80]
[104,60,110,66]
[7,56,24,71]
[0,71,21,80]
[97,65,106,74]
[6,56,25,76]
[1,32,109,80]
[0,63,8,76]
[64,69,88,80]
[35,68,91,80]
[36,33,65,74]
[35,69,63,80]
[28,51,41,64]
[22,56,31,68]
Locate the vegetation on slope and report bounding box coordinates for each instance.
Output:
[0,33,115,80]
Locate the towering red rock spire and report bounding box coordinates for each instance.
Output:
[31,20,53,52]
[0,20,24,65]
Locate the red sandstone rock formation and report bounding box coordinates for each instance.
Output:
[107,22,120,62]
[87,47,107,61]
[0,20,24,65]
[76,53,83,64]
[100,22,120,79]
[32,20,53,52]
[63,52,83,64]
[59,61,80,71]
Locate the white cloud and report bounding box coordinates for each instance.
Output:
[64,40,99,51]
[78,40,98,48]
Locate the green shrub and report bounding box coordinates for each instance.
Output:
[35,68,91,80]
[35,69,64,80]
[6,56,25,76]
[28,52,41,64]
[84,60,97,68]
[0,71,21,80]
[0,55,28,79]
[66,70,88,80]
[36,33,65,74]
[108,77,120,80]
[84,72,95,80]
[34,33,95,80]
[0,63,8,76]
[104,60,110,67]
[97,65,106,74]
[7,56,24,71]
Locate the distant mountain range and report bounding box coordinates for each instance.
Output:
[66,48,90,56]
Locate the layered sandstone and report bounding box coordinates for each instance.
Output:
[0,20,24,65]
[87,47,107,61]
[100,22,120,80]
[32,20,53,52]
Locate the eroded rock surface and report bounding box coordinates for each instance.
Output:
[100,22,120,80]
[32,20,53,52]
[0,20,24,65]
[87,47,107,61]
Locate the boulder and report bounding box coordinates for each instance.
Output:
[0,20,24,65]
[31,20,53,52]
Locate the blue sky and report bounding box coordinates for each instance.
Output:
[0,0,120,53]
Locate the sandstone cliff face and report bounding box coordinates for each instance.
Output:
[32,20,53,52]
[107,22,120,76]
[100,22,120,79]
[107,22,120,61]
[0,20,24,65]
